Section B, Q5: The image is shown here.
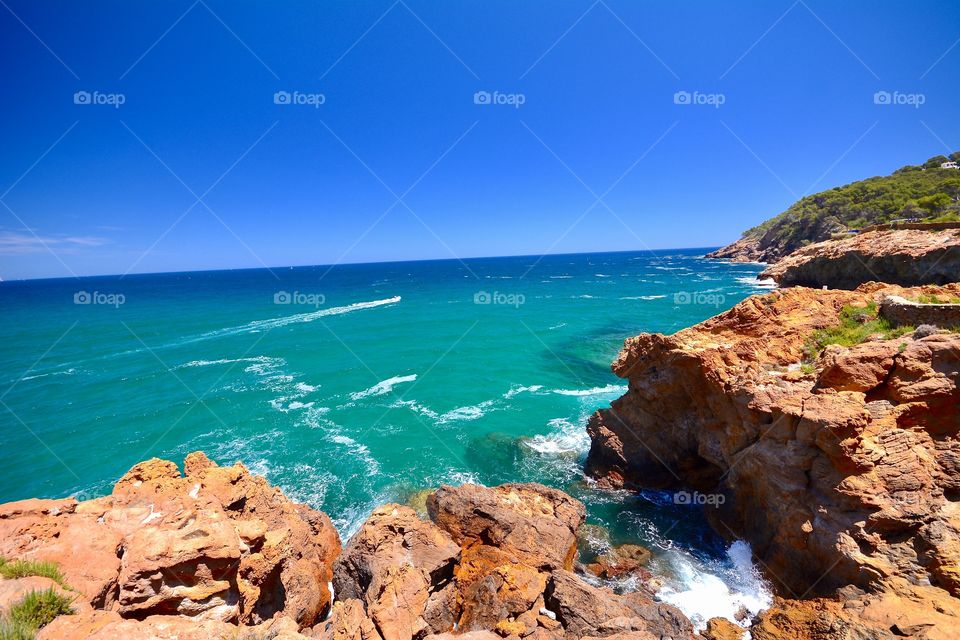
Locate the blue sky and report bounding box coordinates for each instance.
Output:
[0,0,958,279]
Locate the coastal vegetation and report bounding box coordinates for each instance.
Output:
[802,302,913,362]
[0,558,74,640]
[0,589,74,640]
[0,559,68,591]
[911,293,960,304]
[715,152,960,260]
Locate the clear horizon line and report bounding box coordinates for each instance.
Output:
[0,244,726,283]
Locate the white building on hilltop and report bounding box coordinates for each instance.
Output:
[942,161,959,169]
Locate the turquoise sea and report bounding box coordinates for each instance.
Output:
[0,249,774,628]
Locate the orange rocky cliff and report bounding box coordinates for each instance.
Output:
[586,282,960,639]
[0,456,700,639]
[0,452,341,638]
[758,228,960,289]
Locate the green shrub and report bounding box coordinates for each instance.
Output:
[928,210,960,223]
[6,589,74,630]
[803,303,914,362]
[738,153,960,254]
[0,559,68,590]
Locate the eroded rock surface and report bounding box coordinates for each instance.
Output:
[333,503,460,640]
[37,610,311,640]
[758,228,960,289]
[330,482,693,640]
[427,483,585,572]
[585,283,960,636]
[0,452,340,632]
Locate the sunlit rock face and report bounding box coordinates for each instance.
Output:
[586,284,960,639]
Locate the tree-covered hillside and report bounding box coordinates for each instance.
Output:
[709,152,960,262]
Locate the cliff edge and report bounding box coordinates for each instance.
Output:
[757,228,960,289]
[0,457,699,640]
[585,283,960,639]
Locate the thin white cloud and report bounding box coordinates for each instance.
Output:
[0,230,110,255]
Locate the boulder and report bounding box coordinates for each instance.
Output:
[337,483,693,640]
[424,633,502,640]
[457,561,547,631]
[817,341,899,392]
[1,452,340,633]
[117,506,242,620]
[584,544,652,581]
[324,598,384,640]
[427,483,585,571]
[333,504,460,640]
[544,570,693,639]
[703,617,744,640]
[752,579,960,640]
[37,611,311,640]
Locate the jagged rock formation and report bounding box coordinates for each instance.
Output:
[330,482,695,640]
[585,283,960,639]
[0,452,340,638]
[1,463,698,640]
[332,503,461,640]
[757,229,960,289]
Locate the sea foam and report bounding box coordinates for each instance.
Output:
[185,296,402,344]
[736,276,777,289]
[350,374,417,401]
[550,384,627,397]
[524,417,589,454]
[504,384,545,399]
[655,540,773,632]
[437,399,496,424]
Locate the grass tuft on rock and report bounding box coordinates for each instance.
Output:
[0,558,69,591]
[0,588,74,640]
[7,589,74,629]
[803,303,914,362]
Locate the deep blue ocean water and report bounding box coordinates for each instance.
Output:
[0,249,774,627]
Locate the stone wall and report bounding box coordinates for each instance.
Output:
[881,295,960,327]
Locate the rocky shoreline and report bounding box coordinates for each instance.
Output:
[0,455,702,640]
[3,276,960,639]
[586,282,960,639]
